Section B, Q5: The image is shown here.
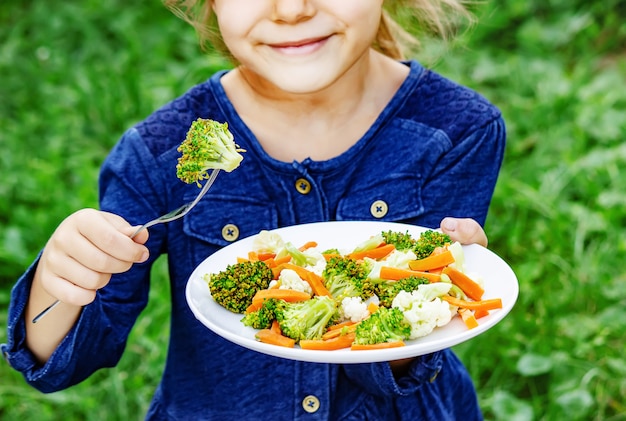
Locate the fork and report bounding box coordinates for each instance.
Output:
[32,169,221,323]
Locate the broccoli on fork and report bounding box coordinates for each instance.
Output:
[176,118,245,186]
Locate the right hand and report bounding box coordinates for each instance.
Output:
[35,208,150,307]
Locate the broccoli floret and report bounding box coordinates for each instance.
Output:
[322,256,374,302]
[414,230,451,260]
[353,306,411,345]
[374,276,430,308]
[276,296,338,341]
[176,118,245,186]
[241,298,280,330]
[381,230,416,251]
[276,242,319,267]
[207,260,273,313]
[381,229,451,259]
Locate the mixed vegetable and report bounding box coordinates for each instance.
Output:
[204,229,503,351]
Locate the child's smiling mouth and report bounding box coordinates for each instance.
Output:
[268,36,331,56]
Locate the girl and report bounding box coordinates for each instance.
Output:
[3,1,505,419]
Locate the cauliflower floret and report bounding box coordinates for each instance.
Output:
[302,248,327,276]
[276,268,312,295]
[252,230,285,254]
[367,249,418,279]
[339,297,370,323]
[392,288,454,339]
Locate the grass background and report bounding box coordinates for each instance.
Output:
[1,1,625,420]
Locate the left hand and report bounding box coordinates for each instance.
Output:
[440,217,488,247]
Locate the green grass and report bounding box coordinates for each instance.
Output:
[1,1,625,420]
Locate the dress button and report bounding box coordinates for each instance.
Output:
[295,178,312,195]
[370,200,388,218]
[221,224,240,242]
[302,395,320,413]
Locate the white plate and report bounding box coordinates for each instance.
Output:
[186,221,518,364]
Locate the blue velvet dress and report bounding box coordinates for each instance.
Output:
[3,60,506,420]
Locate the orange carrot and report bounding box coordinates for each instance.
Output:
[251,289,311,307]
[273,255,292,266]
[458,308,479,329]
[442,266,484,301]
[408,249,455,271]
[257,252,276,261]
[322,323,358,340]
[255,329,296,348]
[300,333,356,350]
[236,257,249,263]
[351,341,406,350]
[323,253,342,261]
[271,263,286,280]
[442,295,502,311]
[367,302,379,314]
[298,241,318,251]
[270,320,282,335]
[248,251,259,261]
[327,320,357,331]
[347,243,395,261]
[283,263,332,297]
[474,309,490,319]
[379,266,441,283]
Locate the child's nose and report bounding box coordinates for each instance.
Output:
[271,0,316,23]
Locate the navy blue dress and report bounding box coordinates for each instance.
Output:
[3,60,506,420]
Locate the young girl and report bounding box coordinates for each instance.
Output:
[3,1,505,419]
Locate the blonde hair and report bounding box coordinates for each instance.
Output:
[163,0,474,62]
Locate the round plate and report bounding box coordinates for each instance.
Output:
[185,221,518,364]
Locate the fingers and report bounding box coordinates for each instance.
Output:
[37,209,150,306]
[440,217,488,247]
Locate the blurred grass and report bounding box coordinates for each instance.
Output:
[1,1,625,420]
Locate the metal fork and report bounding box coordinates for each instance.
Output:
[32,169,221,323]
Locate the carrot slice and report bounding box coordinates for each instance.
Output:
[347,243,395,261]
[474,309,490,319]
[327,320,357,331]
[273,255,292,266]
[367,302,379,314]
[322,323,358,340]
[408,249,455,271]
[300,333,356,350]
[282,263,332,297]
[379,266,441,283]
[442,266,485,301]
[270,320,282,334]
[322,253,342,261]
[251,289,311,307]
[442,295,502,311]
[351,341,406,350]
[458,308,479,329]
[248,251,259,261]
[255,329,296,348]
[298,241,318,251]
[257,252,276,261]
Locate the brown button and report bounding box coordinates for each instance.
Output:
[221,224,240,242]
[370,200,388,218]
[295,178,312,195]
[302,395,320,413]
